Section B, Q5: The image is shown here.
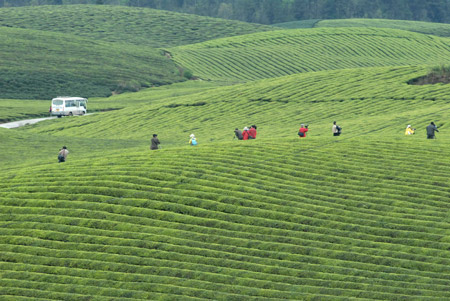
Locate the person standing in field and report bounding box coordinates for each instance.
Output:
[150,134,160,150]
[248,125,257,139]
[405,125,415,135]
[58,146,69,163]
[426,122,439,139]
[332,121,341,136]
[234,128,243,140]
[298,124,309,138]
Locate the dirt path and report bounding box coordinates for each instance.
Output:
[0,116,57,129]
[0,114,94,129]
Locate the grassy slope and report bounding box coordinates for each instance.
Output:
[0,5,275,48]
[169,27,450,83]
[1,137,450,300]
[273,18,450,37]
[1,66,450,298]
[0,26,182,100]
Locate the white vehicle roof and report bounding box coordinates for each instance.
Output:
[52,96,87,101]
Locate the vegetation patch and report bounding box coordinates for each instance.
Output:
[408,65,450,85]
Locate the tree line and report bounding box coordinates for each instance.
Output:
[1,0,449,24]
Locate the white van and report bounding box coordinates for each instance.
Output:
[51,97,87,117]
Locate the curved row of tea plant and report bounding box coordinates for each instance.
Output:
[1,136,450,299]
[169,27,450,82]
[0,5,275,48]
[0,26,181,99]
[274,18,450,37]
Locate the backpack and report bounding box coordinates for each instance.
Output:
[191,138,197,146]
[298,131,305,137]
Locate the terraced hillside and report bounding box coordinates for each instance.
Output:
[0,26,181,99]
[1,132,450,299]
[169,27,450,82]
[274,18,450,37]
[0,5,275,48]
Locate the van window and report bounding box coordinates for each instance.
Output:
[53,100,63,105]
[66,100,75,107]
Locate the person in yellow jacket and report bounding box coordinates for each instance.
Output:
[405,125,415,135]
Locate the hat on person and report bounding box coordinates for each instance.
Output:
[301,124,305,127]
[190,134,195,138]
[243,127,249,131]
[407,125,411,128]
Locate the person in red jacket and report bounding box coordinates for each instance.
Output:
[248,125,257,139]
[298,124,309,138]
[242,127,250,140]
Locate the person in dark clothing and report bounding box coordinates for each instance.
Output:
[332,121,341,136]
[150,134,160,150]
[234,128,243,140]
[426,122,439,139]
[58,146,69,163]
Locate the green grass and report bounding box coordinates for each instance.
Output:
[0,5,275,48]
[0,26,182,100]
[169,27,450,83]
[273,18,450,37]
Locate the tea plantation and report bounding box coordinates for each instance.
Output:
[169,27,450,82]
[0,5,275,48]
[1,4,450,300]
[0,26,185,100]
[274,18,450,37]
[2,64,450,299]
